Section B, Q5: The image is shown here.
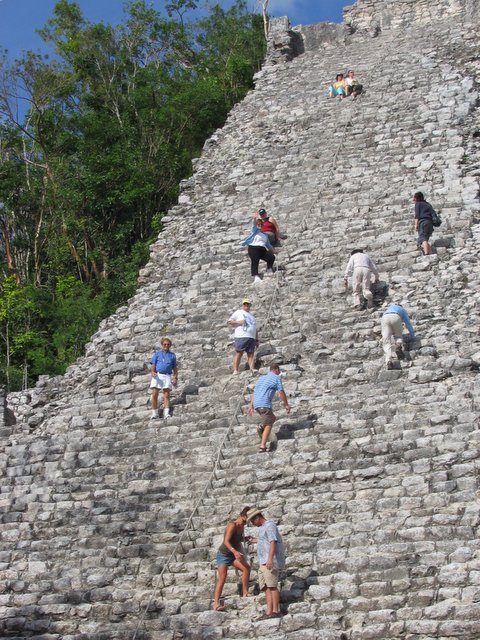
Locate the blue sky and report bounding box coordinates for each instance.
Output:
[0,0,351,61]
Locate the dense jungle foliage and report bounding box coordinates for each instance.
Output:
[0,0,266,390]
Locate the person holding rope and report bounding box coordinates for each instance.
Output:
[213,506,253,611]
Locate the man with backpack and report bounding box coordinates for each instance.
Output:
[414,192,441,255]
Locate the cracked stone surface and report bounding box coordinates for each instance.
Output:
[1,0,480,638]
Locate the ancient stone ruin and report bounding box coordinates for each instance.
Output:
[1,0,479,638]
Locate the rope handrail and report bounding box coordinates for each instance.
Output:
[131,264,284,639]
[131,29,399,639]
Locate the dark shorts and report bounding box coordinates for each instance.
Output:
[216,550,235,566]
[417,219,433,243]
[256,407,276,426]
[234,337,256,353]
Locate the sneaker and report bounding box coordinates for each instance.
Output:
[250,368,259,374]
[233,369,239,375]
[265,268,274,275]
[163,410,171,419]
[254,275,261,284]
[386,360,393,370]
[150,412,160,420]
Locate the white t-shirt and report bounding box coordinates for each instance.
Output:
[229,310,257,339]
[250,231,270,248]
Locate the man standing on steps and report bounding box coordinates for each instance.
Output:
[343,249,379,310]
[248,364,290,452]
[246,507,285,619]
[227,298,258,374]
[381,303,415,369]
[149,338,178,419]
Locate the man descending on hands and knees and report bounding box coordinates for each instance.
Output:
[248,364,290,452]
[149,338,178,419]
[246,507,285,619]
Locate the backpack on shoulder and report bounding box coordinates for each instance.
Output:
[431,210,442,227]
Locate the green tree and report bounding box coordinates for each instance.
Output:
[0,0,266,390]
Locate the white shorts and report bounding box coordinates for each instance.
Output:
[150,373,173,390]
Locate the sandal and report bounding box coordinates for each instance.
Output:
[243,592,253,597]
[259,446,268,453]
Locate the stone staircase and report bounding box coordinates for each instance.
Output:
[2,1,480,639]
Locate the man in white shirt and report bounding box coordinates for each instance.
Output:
[227,298,258,374]
[343,249,379,309]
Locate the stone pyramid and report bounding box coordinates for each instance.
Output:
[1,0,479,638]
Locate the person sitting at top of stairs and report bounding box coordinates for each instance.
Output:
[344,69,363,97]
[329,73,346,98]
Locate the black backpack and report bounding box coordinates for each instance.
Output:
[431,210,442,227]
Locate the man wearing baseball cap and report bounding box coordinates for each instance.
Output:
[246,507,285,618]
[227,298,258,374]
